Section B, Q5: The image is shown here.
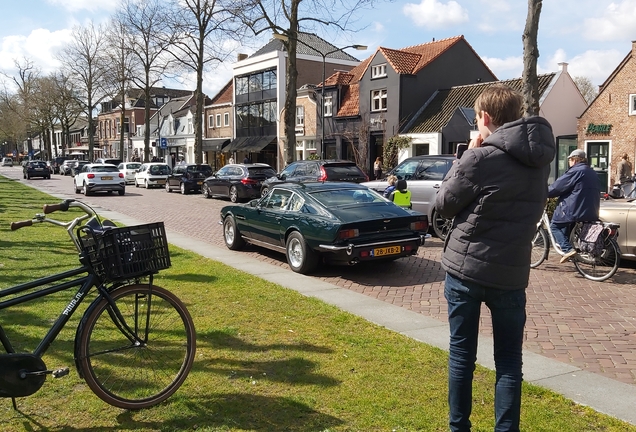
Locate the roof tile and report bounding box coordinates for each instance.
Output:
[336,83,360,117]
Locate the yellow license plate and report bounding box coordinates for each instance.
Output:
[157,180,166,185]
[373,246,402,257]
[101,176,113,180]
[197,181,203,185]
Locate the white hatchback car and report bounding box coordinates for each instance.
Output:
[134,162,171,188]
[1,157,13,167]
[118,162,142,185]
[74,163,126,196]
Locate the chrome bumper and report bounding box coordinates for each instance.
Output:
[318,235,425,255]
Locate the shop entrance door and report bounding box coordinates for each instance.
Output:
[587,142,610,192]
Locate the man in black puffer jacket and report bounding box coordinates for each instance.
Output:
[434,84,555,432]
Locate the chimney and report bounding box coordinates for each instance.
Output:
[632,41,636,56]
[237,53,248,61]
[558,62,568,73]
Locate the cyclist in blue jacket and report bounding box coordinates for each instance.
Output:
[548,149,600,263]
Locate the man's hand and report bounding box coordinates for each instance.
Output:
[468,134,483,149]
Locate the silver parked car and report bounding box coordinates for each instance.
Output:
[362,155,455,238]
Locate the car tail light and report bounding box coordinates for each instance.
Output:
[241,178,258,185]
[318,166,327,182]
[410,220,429,232]
[87,173,95,179]
[119,173,124,178]
[338,228,359,240]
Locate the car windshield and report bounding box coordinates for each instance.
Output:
[310,188,385,206]
[92,166,119,173]
[149,165,170,175]
[187,165,213,175]
[247,167,277,177]
[30,162,47,168]
[323,165,364,177]
[125,163,141,170]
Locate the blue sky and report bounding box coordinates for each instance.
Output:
[1,0,636,98]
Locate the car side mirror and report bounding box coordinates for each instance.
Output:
[249,199,259,208]
[279,174,286,180]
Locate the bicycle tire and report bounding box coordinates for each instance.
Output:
[77,284,196,409]
[530,226,549,268]
[571,230,621,282]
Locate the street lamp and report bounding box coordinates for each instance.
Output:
[273,33,367,159]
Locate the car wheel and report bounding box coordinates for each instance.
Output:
[144,180,150,189]
[260,187,269,197]
[165,182,171,193]
[229,185,238,203]
[135,179,139,188]
[74,181,81,194]
[180,183,187,195]
[202,184,211,199]
[223,216,245,251]
[83,183,91,196]
[118,190,125,196]
[285,231,319,274]
[432,208,453,241]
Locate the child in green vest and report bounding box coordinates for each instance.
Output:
[390,179,412,209]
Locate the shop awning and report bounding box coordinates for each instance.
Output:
[202,138,230,151]
[225,136,276,153]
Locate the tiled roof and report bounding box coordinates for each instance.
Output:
[323,71,355,86]
[209,79,233,105]
[249,32,360,62]
[336,83,360,117]
[379,47,421,74]
[404,73,556,133]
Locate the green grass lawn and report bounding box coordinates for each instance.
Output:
[0,175,634,431]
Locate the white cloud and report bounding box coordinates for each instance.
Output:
[562,49,625,86]
[46,0,120,13]
[584,0,636,41]
[482,55,523,80]
[0,28,71,74]
[403,0,469,29]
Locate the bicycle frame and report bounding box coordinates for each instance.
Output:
[538,211,567,256]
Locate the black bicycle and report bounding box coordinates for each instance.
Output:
[1,199,196,410]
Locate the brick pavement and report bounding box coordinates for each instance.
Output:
[8,170,636,386]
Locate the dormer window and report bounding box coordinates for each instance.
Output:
[371,64,387,78]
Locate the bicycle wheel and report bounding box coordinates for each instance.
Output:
[77,284,196,409]
[530,226,549,268]
[572,233,621,282]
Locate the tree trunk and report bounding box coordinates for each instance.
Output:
[120,88,126,160]
[522,0,542,117]
[283,9,300,166]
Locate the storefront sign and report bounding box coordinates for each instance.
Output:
[586,123,612,135]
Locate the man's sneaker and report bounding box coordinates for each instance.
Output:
[560,250,577,264]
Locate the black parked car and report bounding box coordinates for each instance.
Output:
[202,163,277,203]
[50,156,69,174]
[260,159,368,197]
[23,160,51,179]
[166,163,214,194]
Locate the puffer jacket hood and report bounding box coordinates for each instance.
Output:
[434,115,555,290]
[483,116,555,170]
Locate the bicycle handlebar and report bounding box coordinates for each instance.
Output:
[43,202,68,214]
[10,220,33,230]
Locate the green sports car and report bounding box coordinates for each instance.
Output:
[219,182,429,274]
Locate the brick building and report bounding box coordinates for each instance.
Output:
[577,41,636,191]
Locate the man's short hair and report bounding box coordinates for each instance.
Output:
[474,84,523,127]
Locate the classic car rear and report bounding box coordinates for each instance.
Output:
[219,182,428,274]
[73,163,126,196]
[599,198,636,261]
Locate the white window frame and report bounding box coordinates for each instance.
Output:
[371,64,387,78]
[630,94,636,115]
[296,106,304,126]
[216,114,221,127]
[187,117,193,134]
[324,95,333,117]
[224,112,230,126]
[371,89,387,112]
[208,115,214,128]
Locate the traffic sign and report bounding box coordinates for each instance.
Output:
[160,138,167,149]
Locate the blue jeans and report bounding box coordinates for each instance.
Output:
[550,221,573,253]
[445,273,526,432]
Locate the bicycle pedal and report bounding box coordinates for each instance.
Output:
[52,367,70,378]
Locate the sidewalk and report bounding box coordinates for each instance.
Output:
[99,207,636,426]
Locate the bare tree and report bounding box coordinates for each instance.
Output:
[57,22,113,161]
[522,0,542,117]
[574,76,598,104]
[236,0,375,165]
[106,17,139,160]
[50,71,83,156]
[117,0,180,163]
[168,0,242,164]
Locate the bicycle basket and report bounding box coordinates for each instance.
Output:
[79,222,171,282]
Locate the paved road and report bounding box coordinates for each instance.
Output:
[4,167,636,387]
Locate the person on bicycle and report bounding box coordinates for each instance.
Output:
[548,149,600,263]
